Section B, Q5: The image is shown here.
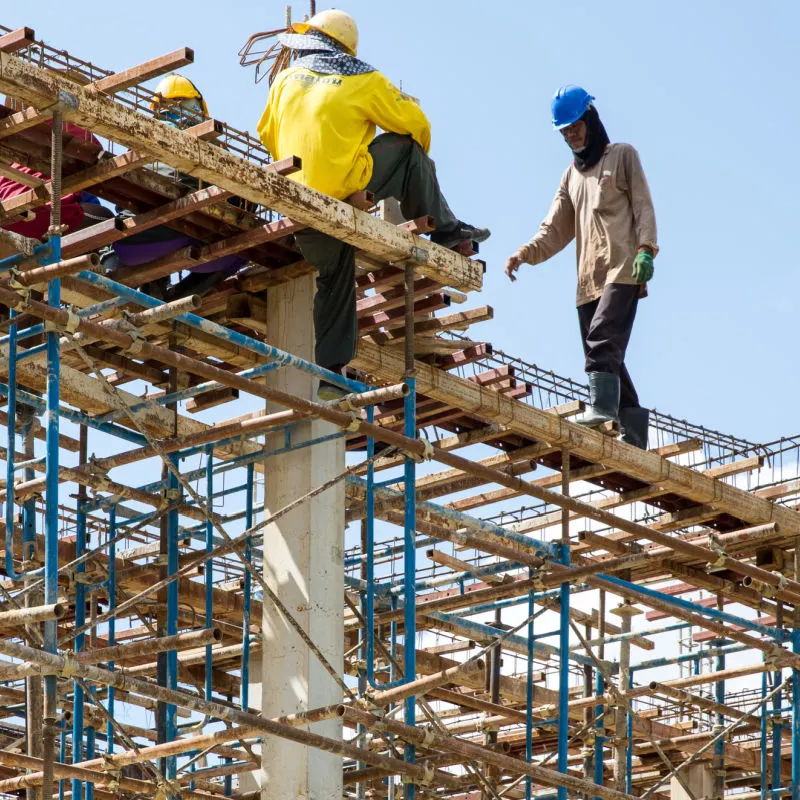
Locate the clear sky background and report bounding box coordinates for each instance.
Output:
[7,1,798,443]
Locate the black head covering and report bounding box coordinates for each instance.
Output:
[571,105,610,172]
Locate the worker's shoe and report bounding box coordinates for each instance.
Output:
[619,406,650,449]
[575,372,620,428]
[431,222,491,250]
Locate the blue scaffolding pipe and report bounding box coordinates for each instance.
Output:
[106,506,116,754]
[94,360,284,425]
[165,457,180,779]
[792,630,799,800]
[571,621,690,651]
[633,643,749,672]
[0,382,148,446]
[594,669,605,795]
[421,610,601,669]
[403,377,417,799]
[597,574,785,640]
[241,463,254,713]
[71,478,87,800]
[4,307,45,581]
[348,476,560,560]
[0,239,53,271]
[525,575,534,800]
[43,240,63,731]
[3,294,130,356]
[83,427,343,517]
[772,665,783,792]
[556,544,570,800]
[77,270,369,394]
[204,445,214,704]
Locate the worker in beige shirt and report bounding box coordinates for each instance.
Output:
[505,86,657,449]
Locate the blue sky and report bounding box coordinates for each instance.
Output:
[8,1,799,442]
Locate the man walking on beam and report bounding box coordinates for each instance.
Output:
[255,9,490,400]
[505,86,657,449]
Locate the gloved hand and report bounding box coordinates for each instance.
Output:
[632,248,654,284]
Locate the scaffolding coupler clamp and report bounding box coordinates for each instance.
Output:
[420,726,437,748]
[59,653,79,679]
[531,571,546,591]
[6,269,30,305]
[410,438,435,463]
[340,411,362,433]
[118,319,146,355]
[402,762,434,786]
[87,454,110,479]
[706,533,728,570]
[160,486,181,507]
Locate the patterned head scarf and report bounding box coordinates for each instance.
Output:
[277,29,375,76]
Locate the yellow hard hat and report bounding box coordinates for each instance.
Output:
[151,74,209,119]
[292,8,358,56]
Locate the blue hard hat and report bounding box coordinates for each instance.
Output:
[551,85,595,129]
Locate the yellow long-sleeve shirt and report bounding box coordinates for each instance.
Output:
[257,66,431,200]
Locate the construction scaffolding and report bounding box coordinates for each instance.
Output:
[0,20,798,800]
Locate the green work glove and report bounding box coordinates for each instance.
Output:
[632,249,654,284]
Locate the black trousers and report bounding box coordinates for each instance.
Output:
[294,133,459,371]
[577,283,640,409]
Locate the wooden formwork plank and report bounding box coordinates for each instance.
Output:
[0,54,483,293]
[351,340,800,536]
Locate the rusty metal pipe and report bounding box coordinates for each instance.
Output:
[0,640,462,790]
[339,706,637,800]
[334,382,409,410]
[124,293,201,326]
[5,288,798,611]
[13,254,99,285]
[74,626,221,665]
[0,602,65,627]
[361,657,485,708]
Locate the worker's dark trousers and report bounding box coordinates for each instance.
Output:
[577,283,640,409]
[294,132,460,371]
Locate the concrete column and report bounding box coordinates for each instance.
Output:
[242,274,345,799]
[670,763,715,799]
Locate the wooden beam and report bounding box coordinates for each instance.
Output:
[89,48,194,95]
[0,28,35,54]
[351,339,800,536]
[0,54,482,292]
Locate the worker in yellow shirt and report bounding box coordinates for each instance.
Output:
[257,9,489,399]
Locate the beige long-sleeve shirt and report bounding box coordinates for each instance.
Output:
[515,143,658,306]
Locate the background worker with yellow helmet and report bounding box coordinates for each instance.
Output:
[102,73,247,299]
[151,73,209,128]
[257,8,490,400]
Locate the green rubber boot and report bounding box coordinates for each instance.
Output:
[619,406,650,449]
[575,372,620,428]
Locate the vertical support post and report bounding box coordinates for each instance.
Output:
[772,601,784,793]
[557,449,570,800]
[258,273,344,800]
[205,444,214,704]
[241,463,254,713]
[402,259,417,800]
[612,579,636,794]
[165,456,180,779]
[42,107,64,800]
[583,621,594,783]
[71,426,88,800]
[525,574,535,800]
[761,661,768,800]
[713,596,726,800]
[594,589,606,796]
[20,406,42,800]
[792,542,800,800]
[106,506,116,754]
